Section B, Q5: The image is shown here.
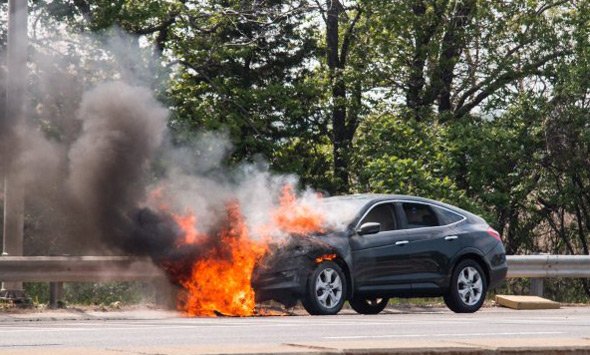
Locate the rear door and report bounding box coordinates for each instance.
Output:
[396,201,466,291]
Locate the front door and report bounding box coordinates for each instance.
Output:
[350,201,413,295]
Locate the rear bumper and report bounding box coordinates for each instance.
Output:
[486,242,508,289]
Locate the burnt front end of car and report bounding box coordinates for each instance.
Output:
[251,236,338,308]
[251,258,310,307]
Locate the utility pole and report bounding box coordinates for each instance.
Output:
[1,0,27,301]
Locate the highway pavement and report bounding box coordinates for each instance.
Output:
[0,305,589,354]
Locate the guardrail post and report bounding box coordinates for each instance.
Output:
[530,278,544,297]
[49,282,64,308]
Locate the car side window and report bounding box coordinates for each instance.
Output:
[401,203,439,228]
[360,203,397,231]
[434,207,464,225]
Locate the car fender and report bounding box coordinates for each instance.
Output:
[449,246,491,276]
[314,231,355,299]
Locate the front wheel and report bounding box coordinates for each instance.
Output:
[444,259,487,313]
[350,297,389,314]
[301,261,347,315]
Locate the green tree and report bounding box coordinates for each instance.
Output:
[353,114,470,208]
[370,0,572,121]
[449,98,546,254]
[166,0,320,166]
[534,1,590,258]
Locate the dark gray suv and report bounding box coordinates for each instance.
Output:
[252,194,507,315]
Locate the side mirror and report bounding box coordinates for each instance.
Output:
[357,222,380,235]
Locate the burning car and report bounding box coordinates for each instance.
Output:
[252,194,507,315]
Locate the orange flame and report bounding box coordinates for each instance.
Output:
[178,202,267,316]
[315,253,337,264]
[173,212,203,245]
[161,184,326,317]
[272,185,325,235]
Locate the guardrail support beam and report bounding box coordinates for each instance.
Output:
[530,278,544,297]
[49,282,64,309]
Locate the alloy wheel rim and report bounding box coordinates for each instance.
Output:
[315,268,343,309]
[457,266,483,306]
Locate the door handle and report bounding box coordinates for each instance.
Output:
[444,235,459,241]
[395,240,409,246]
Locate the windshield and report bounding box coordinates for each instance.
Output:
[319,196,370,230]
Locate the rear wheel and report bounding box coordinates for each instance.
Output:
[301,261,347,315]
[350,297,389,314]
[444,259,487,313]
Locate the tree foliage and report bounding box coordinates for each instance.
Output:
[3,0,590,267]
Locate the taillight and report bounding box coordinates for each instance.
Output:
[486,227,502,242]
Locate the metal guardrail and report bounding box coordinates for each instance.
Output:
[506,255,590,278]
[506,255,590,297]
[0,256,164,282]
[3,255,588,281]
[0,256,167,307]
[1,255,589,300]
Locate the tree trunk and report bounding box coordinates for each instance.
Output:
[406,1,430,120]
[435,0,476,114]
[326,0,349,193]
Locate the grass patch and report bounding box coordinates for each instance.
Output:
[23,282,158,307]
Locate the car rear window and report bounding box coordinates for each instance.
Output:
[401,203,439,228]
[435,207,465,225]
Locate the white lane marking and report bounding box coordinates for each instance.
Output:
[437,316,587,324]
[181,318,477,325]
[8,314,577,327]
[0,324,306,333]
[496,320,590,324]
[0,322,469,333]
[324,331,565,340]
[0,320,477,330]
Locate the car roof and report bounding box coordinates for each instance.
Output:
[324,193,441,204]
[324,193,484,223]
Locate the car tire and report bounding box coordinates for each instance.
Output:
[444,259,487,313]
[301,261,347,315]
[349,297,389,315]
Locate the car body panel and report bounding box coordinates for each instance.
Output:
[251,194,508,307]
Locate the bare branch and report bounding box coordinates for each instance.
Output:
[454,50,571,118]
[339,6,363,66]
[313,0,327,23]
[535,0,570,16]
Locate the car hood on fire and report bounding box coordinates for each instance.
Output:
[256,230,351,271]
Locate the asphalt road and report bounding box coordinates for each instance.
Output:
[1,306,590,354]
